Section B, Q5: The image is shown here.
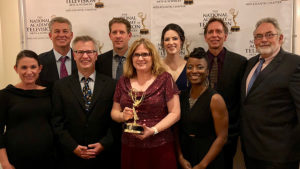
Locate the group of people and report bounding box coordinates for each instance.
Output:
[0,14,299,169]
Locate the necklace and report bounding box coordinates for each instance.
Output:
[189,86,207,108]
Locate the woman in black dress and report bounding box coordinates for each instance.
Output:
[0,50,55,169]
[177,47,228,169]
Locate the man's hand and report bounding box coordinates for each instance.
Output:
[73,145,89,159]
[86,143,104,159]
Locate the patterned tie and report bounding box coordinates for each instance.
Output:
[116,55,125,80]
[60,56,68,79]
[210,56,218,89]
[247,58,265,94]
[82,77,92,112]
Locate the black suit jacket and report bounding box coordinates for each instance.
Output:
[38,49,77,88]
[240,49,300,162]
[96,50,113,78]
[209,48,247,137]
[51,71,115,169]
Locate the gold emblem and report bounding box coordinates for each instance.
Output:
[229,8,240,32]
[138,12,149,35]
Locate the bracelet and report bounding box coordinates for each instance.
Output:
[151,127,159,135]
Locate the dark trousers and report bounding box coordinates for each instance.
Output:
[244,155,299,169]
[223,135,238,169]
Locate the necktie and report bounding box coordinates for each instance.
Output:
[116,55,125,80]
[210,56,218,89]
[82,77,92,112]
[60,56,68,79]
[247,58,265,94]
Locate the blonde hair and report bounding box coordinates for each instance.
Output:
[124,38,165,78]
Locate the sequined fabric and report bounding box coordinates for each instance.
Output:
[114,72,179,148]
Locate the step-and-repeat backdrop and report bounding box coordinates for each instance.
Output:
[20,0,293,59]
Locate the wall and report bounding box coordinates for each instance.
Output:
[0,0,21,88]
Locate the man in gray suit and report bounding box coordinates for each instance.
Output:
[241,17,300,169]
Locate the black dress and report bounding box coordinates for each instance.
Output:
[179,88,224,169]
[0,85,55,169]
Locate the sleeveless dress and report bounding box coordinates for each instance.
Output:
[175,65,189,91]
[179,87,224,169]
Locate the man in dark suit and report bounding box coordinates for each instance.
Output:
[96,17,132,80]
[52,35,115,169]
[96,17,132,169]
[38,16,77,88]
[241,17,300,169]
[203,17,247,169]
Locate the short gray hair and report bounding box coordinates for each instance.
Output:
[49,17,72,32]
[72,35,98,52]
[253,17,282,35]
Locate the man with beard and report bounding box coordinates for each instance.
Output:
[241,17,300,169]
[38,17,77,88]
[203,17,247,169]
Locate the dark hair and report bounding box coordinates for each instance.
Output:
[16,50,40,66]
[188,47,208,67]
[161,23,185,49]
[109,17,131,33]
[204,18,228,35]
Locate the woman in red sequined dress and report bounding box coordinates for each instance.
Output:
[111,38,180,169]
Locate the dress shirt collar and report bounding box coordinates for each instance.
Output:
[113,50,128,60]
[53,48,72,61]
[78,71,96,82]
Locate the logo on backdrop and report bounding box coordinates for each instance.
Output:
[95,0,104,8]
[153,0,185,9]
[245,0,283,6]
[198,10,232,35]
[229,8,240,32]
[244,40,258,57]
[120,13,141,39]
[96,40,104,54]
[65,0,98,12]
[184,39,192,60]
[138,12,149,35]
[26,16,52,39]
[184,0,193,5]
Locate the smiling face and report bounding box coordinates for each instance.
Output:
[163,30,182,56]
[109,23,132,51]
[186,57,209,85]
[254,22,283,58]
[49,22,73,50]
[14,57,42,85]
[73,41,98,71]
[204,21,227,51]
[132,44,153,73]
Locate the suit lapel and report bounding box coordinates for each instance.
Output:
[70,49,78,75]
[247,52,282,95]
[69,73,86,111]
[218,50,231,91]
[49,50,60,80]
[241,55,259,99]
[89,72,106,110]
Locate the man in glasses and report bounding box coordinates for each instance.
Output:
[38,16,77,88]
[241,17,300,169]
[52,35,115,169]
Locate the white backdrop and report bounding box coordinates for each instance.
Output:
[20,0,294,59]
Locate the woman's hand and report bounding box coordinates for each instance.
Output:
[1,162,15,169]
[134,124,154,140]
[179,155,192,169]
[122,107,134,121]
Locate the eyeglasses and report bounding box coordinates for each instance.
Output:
[133,52,151,58]
[74,50,96,56]
[254,32,278,40]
